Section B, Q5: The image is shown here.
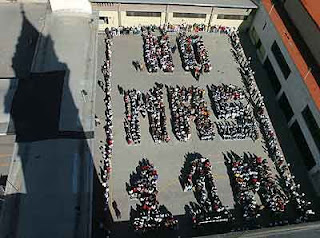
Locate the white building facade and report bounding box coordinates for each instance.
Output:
[91,0,257,31]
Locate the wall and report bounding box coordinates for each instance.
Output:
[210,7,252,28]
[95,3,252,29]
[211,15,243,28]
[98,10,118,30]
[167,12,209,25]
[120,11,161,26]
[284,0,320,66]
[250,4,320,194]
[214,7,251,15]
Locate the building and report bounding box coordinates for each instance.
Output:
[249,0,320,194]
[91,0,257,31]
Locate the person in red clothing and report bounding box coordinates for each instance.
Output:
[256,156,262,164]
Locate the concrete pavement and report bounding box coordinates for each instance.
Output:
[92,32,286,238]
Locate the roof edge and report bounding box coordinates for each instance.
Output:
[90,0,258,9]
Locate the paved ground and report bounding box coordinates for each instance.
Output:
[93,32,277,237]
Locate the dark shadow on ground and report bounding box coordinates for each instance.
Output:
[236,16,320,220]
[237,30,320,212]
[0,6,96,238]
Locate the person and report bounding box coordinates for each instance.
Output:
[195,67,200,80]
[118,85,124,95]
[136,61,141,71]
[132,61,138,71]
[139,62,144,71]
[171,45,177,54]
[105,27,112,39]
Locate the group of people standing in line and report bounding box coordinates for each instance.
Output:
[168,85,215,141]
[226,27,315,223]
[208,84,258,141]
[99,33,114,231]
[104,24,235,39]
[142,28,174,73]
[145,84,170,143]
[123,89,144,144]
[225,152,288,225]
[180,155,232,227]
[123,84,171,145]
[127,158,178,232]
[177,32,212,80]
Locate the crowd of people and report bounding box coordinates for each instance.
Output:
[194,35,212,72]
[145,84,170,143]
[97,34,114,234]
[180,155,232,226]
[208,84,245,119]
[168,85,215,141]
[225,152,290,225]
[123,89,145,145]
[127,158,178,232]
[123,84,171,144]
[208,84,258,141]
[142,28,174,72]
[100,24,316,233]
[104,24,237,38]
[215,120,257,141]
[226,27,315,223]
[177,32,211,80]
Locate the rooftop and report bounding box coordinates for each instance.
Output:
[91,0,258,9]
[262,0,320,109]
[300,0,320,28]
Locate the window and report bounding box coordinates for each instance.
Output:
[217,14,247,20]
[262,22,267,30]
[126,11,161,17]
[264,57,281,94]
[271,41,291,79]
[249,27,265,60]
[278,93,294,122]
[250,27,259,45]
[302,105,320,151]
[256,39,262,49]
[290,121,316,170]
[173,13,206,19]
[256,39,266,59]
[99,16,109,24]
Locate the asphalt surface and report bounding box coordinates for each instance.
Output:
[92,32,285,238]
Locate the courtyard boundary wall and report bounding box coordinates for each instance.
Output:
[92,2,254,31]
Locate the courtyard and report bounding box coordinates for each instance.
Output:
[93,30,317,237]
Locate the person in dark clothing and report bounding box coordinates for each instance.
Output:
[132,61,138,71]
[171,45,177,54]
